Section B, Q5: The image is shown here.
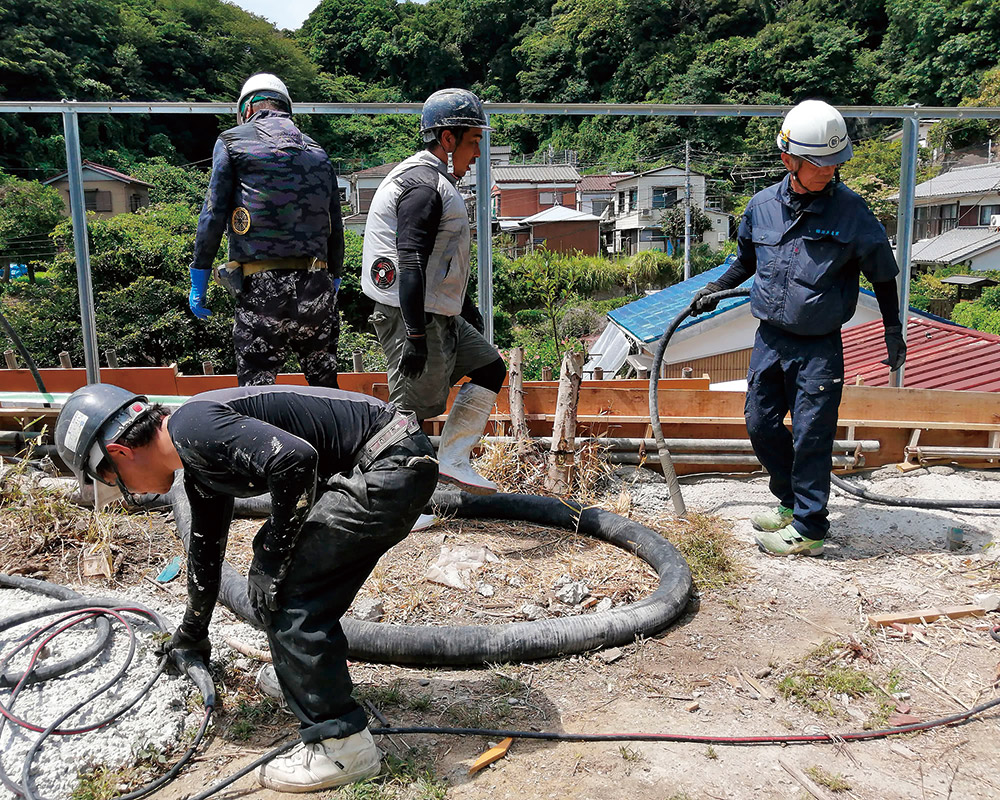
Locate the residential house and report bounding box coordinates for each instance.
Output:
[577,173,630,218]
[43,161,151,219]
[607,166,729,256]
[343,162,400,235]
[910,226,1000,273]
[586,262,942,383]
[903,162,1000,240]
[503,206,602,257]
[491,164,581,221]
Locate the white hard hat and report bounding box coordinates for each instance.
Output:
[776,100,853,166]
[237,73,292,124]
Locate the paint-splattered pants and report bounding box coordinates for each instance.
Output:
[234,269,340,387]
[266,432,438,743]
[744,323,844,540]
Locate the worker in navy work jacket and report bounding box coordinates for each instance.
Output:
[691,100,906,557]
[362,88,508,530]
[54,383,438,792]
[188,73,344,388]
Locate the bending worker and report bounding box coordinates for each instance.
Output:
[692,99,906,557]
[189,72,344,388]
[362,88,507,501]
[55,383,437,792]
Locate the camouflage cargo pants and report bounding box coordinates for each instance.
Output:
[234,269,340,387]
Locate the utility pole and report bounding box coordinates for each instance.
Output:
[683,139,692,281]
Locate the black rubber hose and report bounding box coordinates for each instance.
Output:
[0,573,113,688]
[830,472,1000,509]
[0,305,49,397]
[167,481,693,665]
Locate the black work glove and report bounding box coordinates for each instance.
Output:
[399,335,428,380]
[690,281,723,315]
[247,558,280,622]
[157,627,211,660]
[882,324,907,371]
[462,301,485,335]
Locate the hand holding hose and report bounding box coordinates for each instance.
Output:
[690,282,723,316]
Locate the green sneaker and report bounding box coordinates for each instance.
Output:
[755,524,825,557]
[750,505,794,532]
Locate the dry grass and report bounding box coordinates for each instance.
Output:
[0,462,179,585]
[474,439,614,503]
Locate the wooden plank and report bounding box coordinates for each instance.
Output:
[468,737,513,775]
[868,605,987,627]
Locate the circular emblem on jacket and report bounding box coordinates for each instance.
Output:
[371,257,396,289]
[231,207,251,235]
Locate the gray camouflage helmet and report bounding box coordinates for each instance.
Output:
[55,383,149,504]
[420,88,491,142]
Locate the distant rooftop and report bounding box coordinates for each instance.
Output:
[579,173,629,193]
[492,164,581,183]
[350,162,399,179]
[44,160,152,187]
[896,162,1000,201]
[910,226,1000,265]
[522,206,600,224]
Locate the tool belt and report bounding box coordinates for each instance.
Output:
[241,257,328,277]
[357,412,421,470]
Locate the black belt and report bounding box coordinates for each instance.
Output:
[357,412,421,469]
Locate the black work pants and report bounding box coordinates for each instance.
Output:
[744,323,844,540]
[264,432,438,743]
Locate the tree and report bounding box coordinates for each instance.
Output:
[0,173,64,283]
[659,205,712,242]
[518,247,585,361]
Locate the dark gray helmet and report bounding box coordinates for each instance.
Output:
[420,88,491,143]
[55,384,149,503]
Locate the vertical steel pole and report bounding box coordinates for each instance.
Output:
[476,123,494,344]
[683,139,691,280]
[891,116,918,388]
[62,108,100,384]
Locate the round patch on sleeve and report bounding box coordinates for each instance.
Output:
[231,207,251,235]
[371,257,397,289]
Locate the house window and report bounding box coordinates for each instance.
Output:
[651,187,678,209]
[129,193,143,212]
[628,188,637,212]
[617,191,625,213]
[979,204,1000,225]
[639,229,666,242]
[591,199,608,216]
[85,190,112,212]
[539,191,555,205]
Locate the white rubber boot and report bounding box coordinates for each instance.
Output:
[257,729,381,792]
[256,664,286,706]
[436,383,498,495]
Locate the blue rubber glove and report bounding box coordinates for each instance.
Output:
[189,267,212,319]
[332,277,342,294]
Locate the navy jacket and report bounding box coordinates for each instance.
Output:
[725,176,898,337]
[190,110,344,277]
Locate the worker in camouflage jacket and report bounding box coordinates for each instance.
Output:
[188,73,344,388]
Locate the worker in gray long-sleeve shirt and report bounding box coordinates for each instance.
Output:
[55,383,438,792]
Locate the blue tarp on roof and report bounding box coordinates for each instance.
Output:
[608,257,750,344]
[608,256,958,345]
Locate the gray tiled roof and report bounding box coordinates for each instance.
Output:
[492,164,581,183]
[909,226,1000,264]
[907,163,1000,200]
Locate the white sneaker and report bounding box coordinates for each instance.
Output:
[410,513,439,532]
[257,729,381,792]
[256,664,286,706]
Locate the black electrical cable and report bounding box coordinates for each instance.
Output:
[0,306,49,399]
[0,575,214,800]
[648,286,1000,510]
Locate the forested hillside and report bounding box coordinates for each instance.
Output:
[4,0,1000,173]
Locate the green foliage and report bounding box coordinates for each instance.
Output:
[659,205,713,242]
[951,284,1000,334]
[517,247,587,359]
[339,229,373,332]
[0,172,64,249]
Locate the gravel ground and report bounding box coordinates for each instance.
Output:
[0,582,265,800]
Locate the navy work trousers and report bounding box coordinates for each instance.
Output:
[744,323,844,540]
[265,433,438,743]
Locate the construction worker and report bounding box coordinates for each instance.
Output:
[691,99,906,557]
[54,383,438,792]
[362,88,507,508]
[189,72,344,388]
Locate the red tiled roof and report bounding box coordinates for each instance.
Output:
[44,160,152,187]
[843,316,1000,391]
[579,174,618,192]
[350,162,399,178]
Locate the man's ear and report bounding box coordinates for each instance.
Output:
[104,442,133,461]
[439,129,456,153]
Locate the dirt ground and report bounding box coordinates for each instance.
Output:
[4,462,1000,800]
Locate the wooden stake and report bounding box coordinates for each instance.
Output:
[105,348,119,368]
[202,360,214,376]
[352,349,364,373]
[58,351,72,369]
[3,349,17,370]
[508,346,530,444]
[868,605,986,628]
[778,758,837,800]
[544,350,584,494]
[469,737,513,775]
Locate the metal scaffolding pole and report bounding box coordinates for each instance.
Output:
[62,109,100,384]
[891,117,919,389]
[476,124,494,343]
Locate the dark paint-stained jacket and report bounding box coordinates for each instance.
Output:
[733,175,898,337]
[190,110,344,277]
[167,385,395,638]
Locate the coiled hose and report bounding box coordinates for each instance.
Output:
[0,573,214,800]
[648,286,1000,510]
